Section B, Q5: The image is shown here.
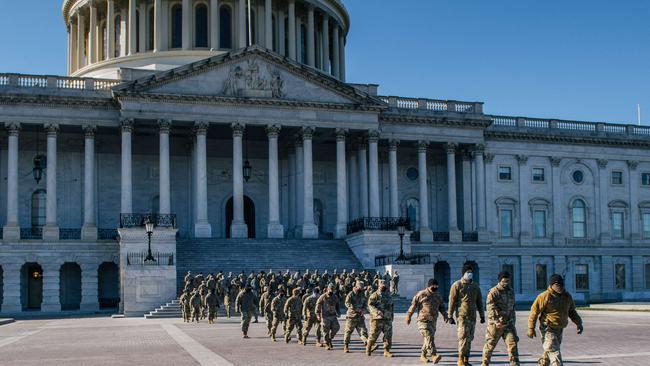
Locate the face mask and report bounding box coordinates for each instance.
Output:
[431,286,439,291]
[380,287,387,293]
[463,272,473,281]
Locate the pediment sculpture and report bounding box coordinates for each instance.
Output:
[223,59,284,98]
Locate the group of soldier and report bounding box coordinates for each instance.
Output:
[179,265,583,366]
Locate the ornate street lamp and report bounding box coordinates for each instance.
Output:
[144,219,156,263]
[395,225,407,263]
[32,155,45,183]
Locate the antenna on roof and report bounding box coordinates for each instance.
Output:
[638,104,642,126]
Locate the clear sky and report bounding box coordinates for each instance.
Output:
[1,0,648,124]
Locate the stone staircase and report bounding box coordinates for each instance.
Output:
[145,299,181,319]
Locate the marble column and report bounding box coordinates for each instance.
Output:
[339,32,346,81]
[89,1,97,63]
[418,141,433,242]
[332,25,340,78]
[3,123,20,240]
[335,129,348,238]
[77,12,86,68]
[238,0,246,48]
[287,0,296,60]
[446,142,462,242]
[70,22,78,72]
[472,144,487,238]
[158,119,171,215]
[120,118,134,214]
[194,122,212,237]
[154,0,163,52]
[306,5,315,67]
[301,127,318,239]
[107,0,115,58]
[287,148,296,233]
[80,262,100,311]
[82,125,98,241]
[294,140,304,237]
[182,0,191,49]
[120,7,128,56]
[321,14,329,72]
[347,149,359,220]
[278,9,286,55]
[0,264,21,312]
[368,130,380,217]
[231,123,248,238]
[43,124,60,241]
[264,0,273,49]
[138,1,147,52]
[42,263,62,312]
[267,125,284,238]
[129,0,137,55]
[210,0,220,50]
[358,142,369,217]
[388,139,399,218]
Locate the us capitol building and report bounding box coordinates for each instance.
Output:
[0,0,649,316]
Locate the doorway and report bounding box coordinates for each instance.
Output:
[60,263,82,310]
[98,262,119,309]
[225,195,255,238]
[21,263,43,310]
[434,261,451,300]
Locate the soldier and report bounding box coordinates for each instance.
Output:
[259,286,274,336]
[448,264,485,366]
[204,288,220,324]
[179,289,191,323]
[302,287,323,347]
[184,271,194,291]
[284,288,304,344]
[315,283,340,350]
[270,287,287,342]
[391,271,400,295]
[224,279,233,318]
[528,274,583,366]
[481,271,519,366]
[366,280,394,358]
[235,284,257,338]
[342,280,369,353]
[190,290,202,323]
[406,278,447,364]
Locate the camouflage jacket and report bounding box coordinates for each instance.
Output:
[448,279,484,320]
[316,293,340,319]
[407,288,445,323]
[235,290,257,314]
[528,287,582,332]
[259,291,273,314]
[368,290,394,321]
[284,296,303,320]
[190,293,201,308]
[345,291,367,319]
[302,294,319,320]
[271,295,287,320]
[486,284,516,325]
[204,292,219,307]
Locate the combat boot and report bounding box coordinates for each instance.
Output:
[242,333,249,339]
[366,341,375,356]
[419,352,430,363]
[271,336,277,342]
[464,356,473,366]
[431,354,442,364]
[458,355,464,366]
[383,349,393,358]
[285,336,290,343]
[326,341,333,351]
[343,344,350,353]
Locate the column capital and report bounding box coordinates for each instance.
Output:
[597,159,608,169]
[120,118,134,132]
[417,140,429,153]
[335,128,348,141]
[516,154,528,166]
[83,124,97,138]
[367,129,380,143]
[158,119,172,133]
[193,121,209,135]
[549,156,562,167]
[388,139,399,151]
[484,153,495,164]
[627,160,639,170]
[301,126,315,140]
[266,124,281,138]
[231,122,245,137]
[444,142,458,154]
[5,122,21,135]
[472,143,485,154]
[45,123,60,136]
[357,136,367,150]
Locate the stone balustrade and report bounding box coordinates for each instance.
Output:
[379,95,484,114]
[0,73,120,91]
[489,115,650,138]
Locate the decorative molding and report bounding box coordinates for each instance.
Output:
[388,139,399,151]
[193,121,209,136]
[82,124,97,138]
[231,123,245,137]
[516,155,529,166]
[597,159,608,169]
[266,124,281,138]
[5,122,21,136]
[549,156,562,167]
[484,153,495,164]
[335,128,348,142]
[120,118,134,133]
[301,126,315,140]
[45,123,60,136]
[222,59,284,98]
[367,129,380,143]
[417,140,429,153]
[445,142,458,154]
[158,119,172,134]
[627,160,639,170]
[486,130,650,149]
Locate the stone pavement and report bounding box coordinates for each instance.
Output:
[0,311,649,365]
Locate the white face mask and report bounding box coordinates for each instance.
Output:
[463,272,474,281]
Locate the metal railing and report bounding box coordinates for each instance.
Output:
[127,252,175,266]
[120,213,177,228]
[432,232,450,242]
[20,228,43,240]
[379,95,483,114]
[98,228,119,240]
[59,228,81,240]
[462,232,478,242]
[0,73,120,91]
[489,115,650,139]
[375,253,431,267]
[346,217,410,235]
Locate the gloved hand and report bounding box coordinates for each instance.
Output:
[577,324,584,335]
[527,328,536,339]
[405,316,411,326]
[480,317,485,324]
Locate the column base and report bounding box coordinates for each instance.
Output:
[194,223,212,238]
[0,303,22,313]
[449,229,462,243]
[267,223,285,239]
[81,225,98,241]
[2,225,20,241]
[335,224,348,239]
[301,224,319,239]
[419,228,433,242]
[43,225,59,241]
[230,222,248,239]
[477,230,490,242]
[80,302,100,312]
[41,303,61,312]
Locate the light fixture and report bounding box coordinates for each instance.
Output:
[396,225,407,263]
[144,218,156,263]
[32,130,45,184]
[243,130,252,182]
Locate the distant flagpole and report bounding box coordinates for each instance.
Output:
[247,0,252,47]
[638,104,642,126]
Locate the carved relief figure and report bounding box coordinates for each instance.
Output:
[221,58,284,98]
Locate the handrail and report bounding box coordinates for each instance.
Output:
[488,115,650,138]
[379,95,484,114]
[0,73,120,91]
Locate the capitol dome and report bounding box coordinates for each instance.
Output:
[62,0,349,79]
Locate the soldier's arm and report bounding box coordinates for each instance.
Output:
[567,294,583,328]
[315,297,323,318]
[528,293,544,330]
[438,296,447,320]
[486,290,500,322]
[344,292,354,311]
[477,287,485,320]
[405,294,419,321]
[259,296,265,315]
[302,299,308,319]
[283,299,291,315]
[447,283,458,319]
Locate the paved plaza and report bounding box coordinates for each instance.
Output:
[0,311,649,365]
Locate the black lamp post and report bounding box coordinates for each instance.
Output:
[144,219,156,262]
[396,225,407,263]
[243,159,252,182]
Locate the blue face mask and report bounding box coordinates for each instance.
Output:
[463,272,473,281]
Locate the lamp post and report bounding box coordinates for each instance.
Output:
[144,219,156,262]
[396,225,407,263]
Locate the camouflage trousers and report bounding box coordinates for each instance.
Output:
[264,312,273,332]
[191,307,201,322]
[207,306,217,322]
[182,306,191,322]
[482,323,520,366]
[540,327,563,366]
[457,317,476,357]
[284,317,303,341]
[302,317,322,344]
[224,297,231,317]
[343,317,368,345]
[417,320,438,356]
[368,319,392,351]
[240,311,253,334]
[270,317,285,339]
[321,316,340,346]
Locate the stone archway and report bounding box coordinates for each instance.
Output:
[434,261,451,300]
[21,263,43,310]
[60,263,82,311]
[225,195,255,238]
[98,262,119,309]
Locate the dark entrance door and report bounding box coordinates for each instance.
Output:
[60,263,82,310]
[226,195,255,238]
[434,261,451,301]
[22,263,43,310]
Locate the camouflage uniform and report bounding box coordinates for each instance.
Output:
[259,288,274,335]
[223,281,233,318]
[190,291,202,323]
[343,290,369,348]
[448,278,484,363]
[235,288,257,337]
[302,292,323,346]
[366,287,394,356]
[482,283,519,365]
[315,290,340,350]
[270,293,287,341]
[204,290,220,324]
[283,290,304,343]
[407,288,447,361]
[180,291,191,322]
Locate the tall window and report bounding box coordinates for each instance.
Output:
[115,15,122,57]
[219,6,233,49]
[536,264,548,290]
[171,5,183,49]
[611,171,623,185]
[498,166,512,181]
[405,198,420,232]
[642,172,650,186]
[572,199,587,238]
[31,190,46,229]
[615,264,626,290]
[195,4,208,48]
[533,210,546,238]
[148,7,155,50]
[532,168,545,182]
[642,213,650,238]
[500,209,513,238]
[612,212,624,239]
[575,264,589,291]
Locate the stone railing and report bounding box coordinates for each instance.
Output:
[120,213,177,229]
[379,96,483,114]
[0,73,120,91]
[126,252,175,266]
[346,217,410,235]
[489,115,650,138]
[375,253,431,267]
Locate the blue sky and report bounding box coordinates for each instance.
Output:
[1,0,648,123]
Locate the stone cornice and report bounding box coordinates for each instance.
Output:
[379,113,491,129]
[486,130,650,149]
[0,93,117,109]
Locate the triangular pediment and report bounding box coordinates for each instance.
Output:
[114,46,384,108]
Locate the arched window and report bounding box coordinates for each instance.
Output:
[114,15,122,57]
[572,199,587,238]
[405,198,420,231]
[31,190,46,229]
[219,5,232,49]
[171,4,183,49]
[148,7,155,50]
[195,4,208,48]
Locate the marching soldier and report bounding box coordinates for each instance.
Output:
[343,281,369,353]
[302,287,323,347]
[406,278,447,364]
[179,289,191,323]
[235,284,257,338]
[284,288,304,344]
[528,274,583,366]
[391,271,400,295]
[270,287,287,342]
[448,264,485,366]
[190,290,202,323]
[259,286,274,336]
[482,271,519,366]
[224,279,233,318]
[315,283,340,350]
[366,280,394,358]
[204,288,220,324]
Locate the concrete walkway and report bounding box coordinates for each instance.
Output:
[588,302,650,311]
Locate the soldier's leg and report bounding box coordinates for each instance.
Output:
[382,320,393,351]
[482,324,502,365]
[356,318,369,343]
[297,319,303,341]
[543,329,563,366]
[331,318,341,339]
[270,318,279,340]
[265,313,273,333]
[242,313,251,337]
[321,318,332,347]
[284,319,294,342]
[457,318,469,357]
[504,326,520,366]
[316,320,323,345]
[302,319,312,342]
[366,320,380,355]
[343,319,354,346]
[417,321,432,356]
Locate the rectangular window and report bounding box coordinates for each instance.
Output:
[500,209,513,238]
[536,264,548,290]
[533,210,546,238]
[612,212,624,239]
[575,264,589,291]
[502,264,515,291]
[646,263,650,290]
[615,264,626,290]
[642,173,650,186]
[498,166,512,181]
[611,171,623,185]
[643,213,650,238]
[532,168,545,182]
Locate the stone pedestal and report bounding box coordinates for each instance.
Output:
[230,223,248,239]
[80,262,100,311]
[449,229,462,243]
[194,223,212,238]
[2,225,20,241]
[419,228,434,243]
[41,263,61,312]
[335,224,347,239]
[267,224,285,239]
[346,231,412,269]
[81,225,98,241]
[301,224,319,239]
[43,225,60,241]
